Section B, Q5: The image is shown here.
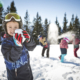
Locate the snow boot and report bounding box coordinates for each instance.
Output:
[61,54,66,62]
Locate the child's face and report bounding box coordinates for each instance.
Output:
[40,37,42,40]
[6,21,19,36]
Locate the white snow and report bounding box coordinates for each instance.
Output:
[48,23,58,44]
[47,23,75,45]
[0,44,80,80]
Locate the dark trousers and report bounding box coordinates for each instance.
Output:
[42,47,49,57]
[59,48,67,61]
[7,63,33,80]
[60,48,67,54]
[60,48,67,58]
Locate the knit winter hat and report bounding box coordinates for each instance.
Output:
[38,35,42,39]
[64,37,69,43]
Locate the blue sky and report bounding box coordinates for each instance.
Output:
[1,0,80,28]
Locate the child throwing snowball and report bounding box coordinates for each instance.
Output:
[38,35,50,58]
[1,13,36,80]
[70,34,80,58]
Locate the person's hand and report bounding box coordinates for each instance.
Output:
[13,33,22,46]
[13,29,30,46]
[22,30,30,42]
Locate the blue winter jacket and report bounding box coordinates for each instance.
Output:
[1,36,36,70]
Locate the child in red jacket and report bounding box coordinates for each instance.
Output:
[59,37,69,62]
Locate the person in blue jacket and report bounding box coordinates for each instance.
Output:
[1,13,36,80]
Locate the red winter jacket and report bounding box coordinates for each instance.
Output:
[72,38,80,45]
[70,38,80,48]
[60,39,68,49]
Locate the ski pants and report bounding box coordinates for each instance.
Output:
[60,48,67,62]
[42,47,49,57]
[74,48,79,57]
[7,63,33,80]
[61,54,67,62]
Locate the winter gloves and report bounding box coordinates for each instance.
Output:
[23,30,30,42]
[13,29,30,46]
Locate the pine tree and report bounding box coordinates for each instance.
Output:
[49,21,51,25]
[4,6,10,15]
[71,14,74,26]
[10,1,17,13]
[55,17,61,35]
[63,13,68,33]
[44,18,49,38]
[68,22,73,31]
[0,6,4,33]
[68,15,74,31]
[55,17,61,43]
[73,16,80,35]
[32,12,43,44]
[79,22,80,37]
[24,10,30,34]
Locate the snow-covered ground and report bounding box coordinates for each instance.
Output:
[0,44,80,80]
